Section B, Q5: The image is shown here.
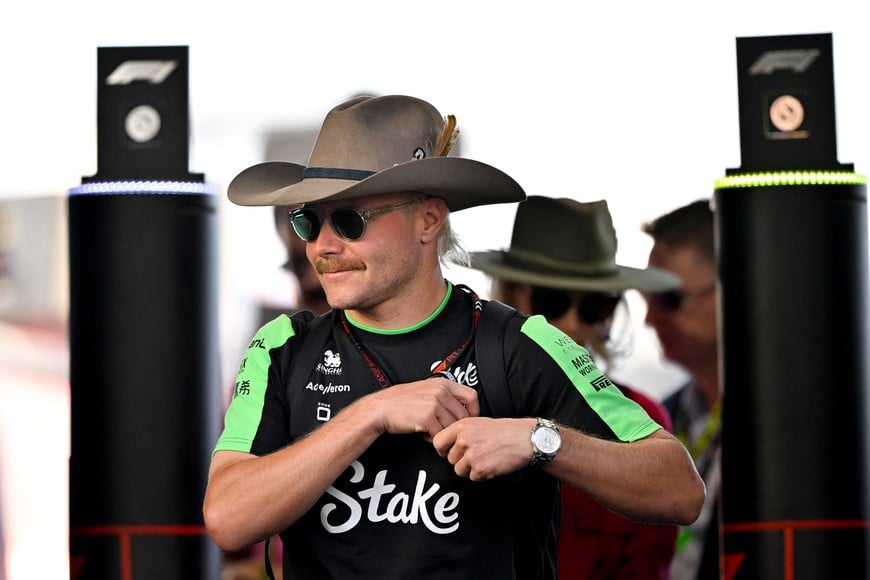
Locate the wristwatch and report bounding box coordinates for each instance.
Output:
[529,418,562,468]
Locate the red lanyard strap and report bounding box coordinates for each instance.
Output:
[340,314,393,389]
[339,285,482,389]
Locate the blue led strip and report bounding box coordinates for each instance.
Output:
[714,171,867,190]
[69,180,217,196]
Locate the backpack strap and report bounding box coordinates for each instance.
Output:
[264,537,276,580]
[475,299,521,418]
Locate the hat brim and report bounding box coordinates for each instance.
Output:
[468,251,682,293]
[228,157,526,211]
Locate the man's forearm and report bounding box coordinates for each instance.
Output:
[204,399,383,550]
[545,427,705,525]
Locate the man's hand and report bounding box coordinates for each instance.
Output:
[365,377,480,440]
[432,417,536,481]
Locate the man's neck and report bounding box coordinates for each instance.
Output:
[345,274,450,331]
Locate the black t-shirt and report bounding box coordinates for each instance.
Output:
[216,283,660,579]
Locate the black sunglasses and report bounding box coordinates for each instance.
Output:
[289,198,420,242]
[530,287,622,325]
[643,283,715,312]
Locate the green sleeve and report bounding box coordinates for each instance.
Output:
[521,315,662,442]
[213,315,297,453]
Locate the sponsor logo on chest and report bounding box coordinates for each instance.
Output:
[321,460,460,535]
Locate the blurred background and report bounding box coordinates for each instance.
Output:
[1,1,868,578]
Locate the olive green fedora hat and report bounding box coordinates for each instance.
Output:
[469,196,681,292]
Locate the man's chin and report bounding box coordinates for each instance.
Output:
[322,292,355,311]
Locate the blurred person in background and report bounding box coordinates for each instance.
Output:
[221,206,328,580]
[467,195,681,579]
[0,197,69,580]
[254,205,330,326]
[273,204,330,317]
[641,199,720,580]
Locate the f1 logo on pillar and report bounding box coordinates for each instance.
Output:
[88,46,199,181]
[103,60,179,143]
[105,60,177,85]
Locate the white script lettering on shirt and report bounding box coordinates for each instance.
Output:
[428,361,479,387]
[320,460,460,534]
[449,361,478,387]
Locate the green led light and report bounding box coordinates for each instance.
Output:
[714,170,867,190]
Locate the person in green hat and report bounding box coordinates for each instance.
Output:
[468,195,682,579]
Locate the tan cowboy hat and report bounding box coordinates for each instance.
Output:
[469,196,681,292]
[228,94,526,211]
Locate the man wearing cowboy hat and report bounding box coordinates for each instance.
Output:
[203,94,704,579]
[467,196,681,579]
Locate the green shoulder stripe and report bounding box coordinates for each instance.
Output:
[520,315,661,442]
[214,315,298,453]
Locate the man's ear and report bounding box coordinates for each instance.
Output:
[419,196,448,244]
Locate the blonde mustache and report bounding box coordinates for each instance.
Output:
[314,258,365,274]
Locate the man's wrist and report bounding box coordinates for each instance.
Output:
[529,418,562,468]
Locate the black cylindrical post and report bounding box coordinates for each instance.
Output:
[68,46,221,579]
[716,32,870,580]
[715,176,869,579]
[68,184,221,579]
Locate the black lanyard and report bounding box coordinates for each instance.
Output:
[339,284,482,389]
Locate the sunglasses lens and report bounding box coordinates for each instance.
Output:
[330,209,367,240]
[290,209,321,242]
[531,288,572,320]
[532,287,620,324]
[577,294,620,324]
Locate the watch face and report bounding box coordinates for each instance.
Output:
[533,427,561,454]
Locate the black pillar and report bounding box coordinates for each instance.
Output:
[715,33,870,580]
[68,46,221,579]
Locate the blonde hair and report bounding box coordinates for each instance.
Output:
[438,214,469,267]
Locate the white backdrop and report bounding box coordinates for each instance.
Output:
[1,1,869,578]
